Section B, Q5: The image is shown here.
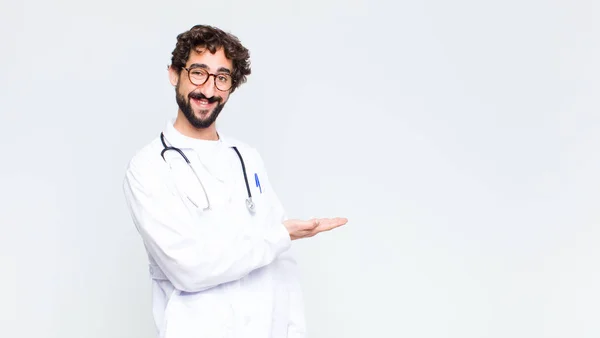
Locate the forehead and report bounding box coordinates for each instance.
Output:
[186,46,233,71]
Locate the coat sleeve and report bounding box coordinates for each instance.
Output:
[122,155,292,293]
[255,152,307,337]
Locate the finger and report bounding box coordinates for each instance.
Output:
[298,219,318,227]
[307,218,320,230]
[293,220,319,236]
[315,218,347,232]
[321,217,348,226]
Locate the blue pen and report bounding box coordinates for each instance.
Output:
[255,173,262,193]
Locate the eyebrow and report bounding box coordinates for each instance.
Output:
[188,63,232,74]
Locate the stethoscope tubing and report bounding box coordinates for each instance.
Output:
[230,146,252,200]
[159,132,255,213]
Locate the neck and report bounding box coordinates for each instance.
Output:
[173,110,219,141]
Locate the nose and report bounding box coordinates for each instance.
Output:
[199,75,216,98]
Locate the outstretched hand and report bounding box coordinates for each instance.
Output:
[283,217,348,240]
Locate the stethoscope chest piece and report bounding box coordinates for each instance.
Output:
[246,197,256,213]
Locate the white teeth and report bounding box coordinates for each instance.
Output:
[195,99,210,105]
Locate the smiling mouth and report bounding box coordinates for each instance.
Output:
[191,98,215,108]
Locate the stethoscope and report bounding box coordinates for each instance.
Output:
[159,132,256,213]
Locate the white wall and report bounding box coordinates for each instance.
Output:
[1,0,599,337]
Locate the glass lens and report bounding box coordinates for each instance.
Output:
[188,68,209,85]
[214,74,232,91]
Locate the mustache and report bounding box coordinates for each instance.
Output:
[188,92,221,103]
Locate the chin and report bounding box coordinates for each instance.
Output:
[194,109,212,118]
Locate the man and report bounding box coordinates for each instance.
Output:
[122,24,347,338]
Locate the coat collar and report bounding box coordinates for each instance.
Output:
[162,119,234,148]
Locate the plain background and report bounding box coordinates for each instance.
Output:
[1,0,599,337]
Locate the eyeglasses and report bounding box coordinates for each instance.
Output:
[182,67,233,91]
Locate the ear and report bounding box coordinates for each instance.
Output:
[168,65,180,87]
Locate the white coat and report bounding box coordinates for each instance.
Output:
[122,120,305,338]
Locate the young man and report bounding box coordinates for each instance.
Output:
[123,25,347,338]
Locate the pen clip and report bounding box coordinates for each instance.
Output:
[254,173,262,194]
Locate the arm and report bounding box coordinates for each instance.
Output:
[122,157,292,293]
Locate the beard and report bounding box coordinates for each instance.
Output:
[175,84,226,129]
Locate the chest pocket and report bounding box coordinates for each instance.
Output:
[249,170,268,214]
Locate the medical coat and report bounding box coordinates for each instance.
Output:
[123,120,305,338]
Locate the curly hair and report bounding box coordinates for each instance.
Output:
[170,25,251,93]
